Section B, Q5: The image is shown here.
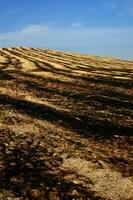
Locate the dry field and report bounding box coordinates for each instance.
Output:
[0,47,133,199]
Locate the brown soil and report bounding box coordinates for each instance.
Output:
[0,47,133,200]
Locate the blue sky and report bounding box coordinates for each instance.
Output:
[0,0,133,60]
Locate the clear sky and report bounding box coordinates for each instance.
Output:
[0,0,133,60]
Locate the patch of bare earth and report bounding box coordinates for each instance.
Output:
[0,47,133,199]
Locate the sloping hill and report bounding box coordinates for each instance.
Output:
[0,47,133,199]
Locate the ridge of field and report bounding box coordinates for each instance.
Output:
[0,47,133,199]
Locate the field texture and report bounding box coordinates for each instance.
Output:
[0,47,133,199]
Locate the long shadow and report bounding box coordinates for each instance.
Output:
[77,65,133,73]
[99,89,133,101]
[0,69,14,80]
[28,61,133,89]
[1,64,131,112]
[11,70,87,88]
[29,62,133,89]
[0,94,132,137]
[77,66,133,81]
[24,79,85,99]
[24,79,133,110]
[83,95,133,109]
[81,75,133,88]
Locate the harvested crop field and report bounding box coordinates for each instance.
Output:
[0,47,133,199]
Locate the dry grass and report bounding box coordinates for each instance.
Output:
[0,47,133,199]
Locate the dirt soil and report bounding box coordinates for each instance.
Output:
[0,47,133,200]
